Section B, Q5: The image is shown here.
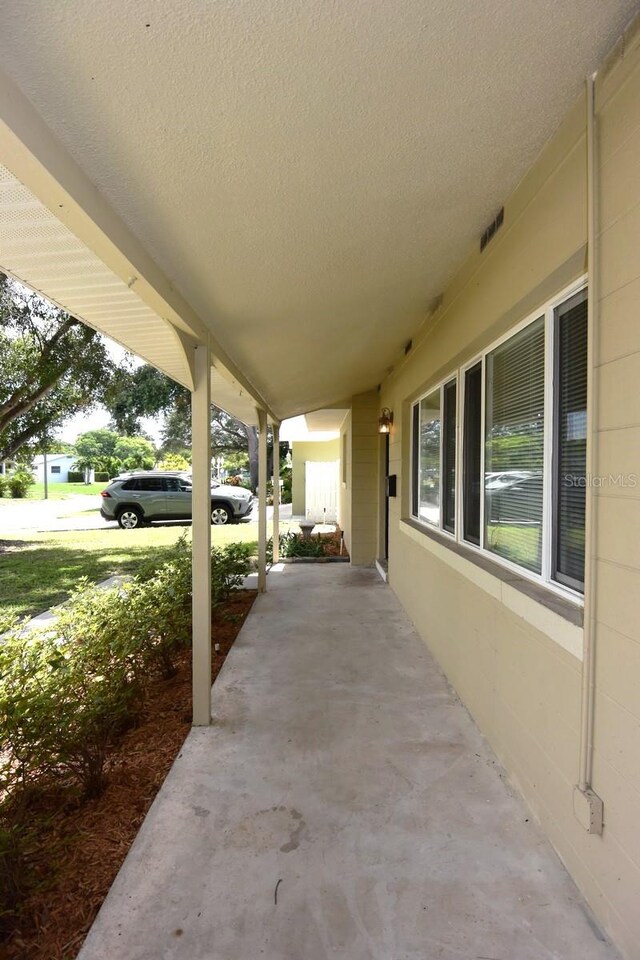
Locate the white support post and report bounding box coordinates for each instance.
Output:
[257,408,268,593]
[191,344,212,726]
[272,422,280,564]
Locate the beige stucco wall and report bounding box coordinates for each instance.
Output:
[291,439,340,516]
[370,23,640,960]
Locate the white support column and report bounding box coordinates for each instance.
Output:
[272,422,280,564]
[257,408,268,593]
[192,344,212,726]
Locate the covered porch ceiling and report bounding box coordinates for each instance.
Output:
[0,1,638,425]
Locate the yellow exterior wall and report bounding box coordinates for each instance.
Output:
[370,23,640,960]
[291,439,340,517]
[341,391,380,565]
[340,414,352,550]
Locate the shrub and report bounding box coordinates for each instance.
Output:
[94,471,110,482]
[128,561,192,679]
[48,584,148,796]
[0,476,7,498]
[0,586,145,801]
[0,817,29,939]
[0,536,252,809]
[280,467,292,504]
[211,542,252,604]
[279,531,328,558]
[7,471,34,499]
[67,471,84,483]
[0,630,51,799]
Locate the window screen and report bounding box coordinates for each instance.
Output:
[51,465,61,474]
[553,290,587,590]
[484,317,545,573]
[442,380,457,533]
[463,363,482,545]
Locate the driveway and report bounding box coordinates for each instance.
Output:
[0,494,106,534]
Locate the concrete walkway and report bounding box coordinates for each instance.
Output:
[78,565,618,960]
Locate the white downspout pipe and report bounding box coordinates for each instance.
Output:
[191,343,212,726]
[272,422,280,564]
[574,72,602,832]
[257,408,268,593]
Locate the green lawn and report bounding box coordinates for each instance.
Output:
[0,481,107,502]
[0,523,260,620]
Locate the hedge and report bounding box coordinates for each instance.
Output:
[0,534,252,930]
[68,471,110,483]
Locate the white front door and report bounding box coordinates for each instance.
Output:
[305,460,338,522]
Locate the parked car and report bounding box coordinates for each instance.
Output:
[99,471,254,529]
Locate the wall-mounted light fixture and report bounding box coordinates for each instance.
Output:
[378,407,393,434]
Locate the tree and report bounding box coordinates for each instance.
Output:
[73,429,155,478]
[113,436,156,471]
[107,364,187,436]
[105,364,267,491]
[0,276,130,462]
[73,429,121,480]
[158,452,191,471]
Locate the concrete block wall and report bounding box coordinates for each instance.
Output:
[373,20,640,959]
[345,390,380,566]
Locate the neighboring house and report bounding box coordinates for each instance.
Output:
[2,9,640,957]
[31,454,91,484]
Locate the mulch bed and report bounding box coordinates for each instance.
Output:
[316,528,347,557]
[284,527,348,559]
[1,589,256,960]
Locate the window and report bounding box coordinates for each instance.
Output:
[121,477,164,492]
[138,477,164,491]
[50,465,61,474]
[417,389,441,525]
[442,381,457,533]
[553,290,588,591]
[462,363,482,545]
[410,280,587,599]
[485,317,545,573]
[165,477,192,492]
[412,378,456,533]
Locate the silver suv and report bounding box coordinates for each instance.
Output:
[100,472,254,529]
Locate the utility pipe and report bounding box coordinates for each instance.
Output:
[578,72,599,794]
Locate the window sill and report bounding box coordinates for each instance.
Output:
[399,518,584,660]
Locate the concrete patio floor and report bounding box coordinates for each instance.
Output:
[78,564,618,960]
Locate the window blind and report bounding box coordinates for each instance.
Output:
[484,317,545,573]
[553,291,587,589]
[463,363,482,545]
